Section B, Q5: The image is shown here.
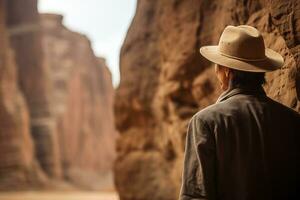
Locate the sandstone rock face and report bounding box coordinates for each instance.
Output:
[0,1,116,190]
[41,14,117,189]
[115,0,300,200]
[6,0,61,178]
[0,0,45,190]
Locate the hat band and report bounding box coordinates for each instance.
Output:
[218,50,267,62]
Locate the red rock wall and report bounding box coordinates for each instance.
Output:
[0,1,117,190]
[6,0,61,178]
[41,14,117,190]
[0,0,45,190]
[115,0,300,200]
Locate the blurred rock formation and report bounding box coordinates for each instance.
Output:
[6,0,61,179]
[0,0,116,191]
[41,14,117,189]
[114,0,300,200]
[0,0,46,189]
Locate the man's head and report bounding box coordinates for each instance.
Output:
[215,64,265,91]
[200,25,283,88]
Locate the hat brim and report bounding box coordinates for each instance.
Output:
[200,46,284,72]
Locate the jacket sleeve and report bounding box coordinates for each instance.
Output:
[179,116,217,200]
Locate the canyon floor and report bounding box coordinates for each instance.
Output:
[0,191,119,200]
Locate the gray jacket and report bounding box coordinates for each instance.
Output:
[179,86,300,200]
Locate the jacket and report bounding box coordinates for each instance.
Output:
[179,86,300,200]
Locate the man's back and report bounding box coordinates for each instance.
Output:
[180,87,300,200]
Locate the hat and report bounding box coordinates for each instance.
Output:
[200,25,284,72]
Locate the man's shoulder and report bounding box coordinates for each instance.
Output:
[266,97,300,119]
[191,95,300,125]
[191,102,229,124]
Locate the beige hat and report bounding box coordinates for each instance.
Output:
[200,25,284,72]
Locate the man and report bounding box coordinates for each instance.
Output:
[179,25,300,200]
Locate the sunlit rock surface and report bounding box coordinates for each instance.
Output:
[114,0,300,199]
[0,0,117,190]
[6,0,62,179]
[41,14,117,190]
[0,0,46,190]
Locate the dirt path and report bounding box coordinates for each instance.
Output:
[0,191,119,200]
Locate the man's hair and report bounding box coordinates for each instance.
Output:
[230,69,266,87]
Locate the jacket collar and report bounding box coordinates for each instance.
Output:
[216,86,266,103]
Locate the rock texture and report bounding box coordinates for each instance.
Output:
[0,0,45,190]
[0,0,116,190]
[41,14,117,190]
[6,0,61,179]
[115,0,300,200]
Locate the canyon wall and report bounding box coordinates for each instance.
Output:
[6,0,61,179]
[0,0,45,190]
[41,14,117,189]
[0,0,116,190]
[114,0,300,200]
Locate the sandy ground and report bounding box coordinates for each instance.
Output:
[0,191,119,200]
